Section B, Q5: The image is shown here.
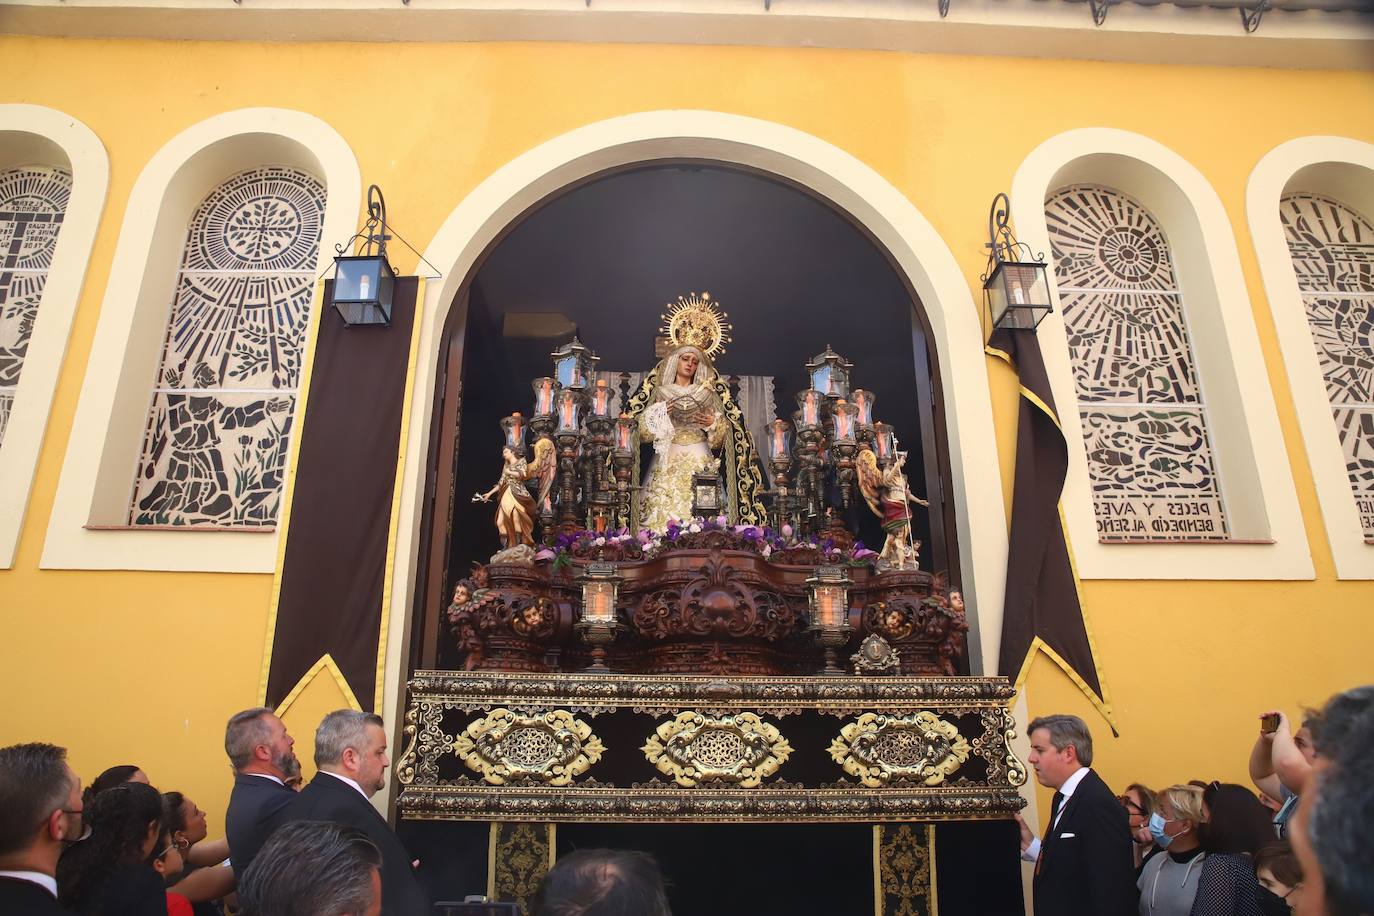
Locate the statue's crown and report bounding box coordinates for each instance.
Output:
[660,292,733,358]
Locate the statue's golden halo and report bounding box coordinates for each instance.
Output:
[660,292,733,359]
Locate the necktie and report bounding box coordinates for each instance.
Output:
[1051,790,1065,826]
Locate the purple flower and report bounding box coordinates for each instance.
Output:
[534,547,556,562]
[554,533,572,550]
[853,548,879,560]
[781,524,794,538]
[637,529,652,544]
[853,540,866,552]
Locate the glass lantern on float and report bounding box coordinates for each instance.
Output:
[500,413,527,455]
[550,336,599,392]
[851,389,876,442]
[982,191,1052,331]
[692,470,723,520]
[576,563,623,672]
[795,388,824,430]
[806,345,854,399]
[807,565,852,675]
[332,185,397,327]
[872,421,896,467]
[555,388,582,435]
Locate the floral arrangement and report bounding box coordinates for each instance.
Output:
[534,515,880,569]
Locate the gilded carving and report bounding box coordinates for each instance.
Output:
[491,822,551,913]
[641,711,791,787]
[876,823,933,916]
[454,708,604,786]
[829,712,971,788]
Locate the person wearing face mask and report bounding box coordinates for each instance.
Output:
[1188,782,1284,916]
[1122,783,1161,875]
[1138,784,1206,915]
[0,743,87,915]
[1252,844,1301,912]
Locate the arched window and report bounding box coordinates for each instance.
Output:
[129,166,325,527]
[0,165,72,447]
[1045,185,1229,541]
[1280,193,1374,539]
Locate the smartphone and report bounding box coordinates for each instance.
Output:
[1261,713,1281,734]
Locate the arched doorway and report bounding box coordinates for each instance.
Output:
[381,111,1007,746]
[414,161,956,670]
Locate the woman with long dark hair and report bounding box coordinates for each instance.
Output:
[57,782,168,915]
[1188,783,1285,916]
[83,766,150,805]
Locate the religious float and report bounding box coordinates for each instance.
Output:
[394,294,1027,913]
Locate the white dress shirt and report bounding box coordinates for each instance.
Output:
[1021,765,1092,862]
[0,870,58,898]
[321,769,371,801]
[246,772,285,786]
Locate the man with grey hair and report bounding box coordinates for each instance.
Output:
[1289,685,1374,916]
[239,821,382,916]
[1014,713,1134,915]
[224,707,301,878]
[287,710,428,914]
[0,742,84,914]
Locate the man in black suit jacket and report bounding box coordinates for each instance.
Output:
[223,707,302,878]
[1016,714,1135,916]
[286,710,428,915]
[0,743,84,915]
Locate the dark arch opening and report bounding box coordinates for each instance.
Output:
[411,162,958,671]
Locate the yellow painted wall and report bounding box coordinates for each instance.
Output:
[2,35,1373,840]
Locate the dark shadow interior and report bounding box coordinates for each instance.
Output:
[427,163,955,669]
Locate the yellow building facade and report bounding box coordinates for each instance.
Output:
[1,3,1373,889]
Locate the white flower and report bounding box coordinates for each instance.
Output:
[594,537,606,547]
[761,544,773,557]
[688,523,702,533]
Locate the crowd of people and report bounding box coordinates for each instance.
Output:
[1,685,1370,916]
[1015,685,1374,916]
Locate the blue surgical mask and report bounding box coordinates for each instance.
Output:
[1148,812,1175,848]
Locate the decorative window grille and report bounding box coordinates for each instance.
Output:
[0,165,72,448]
[129,166,325,528]
[1280,193,1374,539]
[1045,185,1229,541]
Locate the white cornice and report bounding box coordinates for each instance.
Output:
[1,0,1371,70]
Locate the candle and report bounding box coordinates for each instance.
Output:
[593,380,610,417]
[804,391,818,426]
[616,417,632,451]
[557,390,579,432]
[534,378,555,416]
[834,401,853,439]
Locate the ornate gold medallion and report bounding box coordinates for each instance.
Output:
[660,292,733,358]
[829,711,971,788]
[453,708,604,786]
[641,711,791,788]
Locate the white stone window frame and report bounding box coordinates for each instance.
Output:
[1248,136,1374,580]
[0,106,108,570]
[1011,128,1311,581]
[43,108,360,573]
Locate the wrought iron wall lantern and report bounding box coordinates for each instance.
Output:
[332,184,397,327]
[981,191,1052,333]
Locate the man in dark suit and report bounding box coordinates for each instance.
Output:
[223,707,301,878]
[0,742,84,915]
[1016,714,1135,916]
[287,710,428,915]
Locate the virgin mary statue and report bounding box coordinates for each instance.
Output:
[618,295,766,532]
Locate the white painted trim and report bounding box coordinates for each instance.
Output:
[0,106,108,569]
[1247,137,1374,580]
[41,108,361,573]
[2,1,1370,70]
[376,111,1011,798]
[1011,128,1312,581]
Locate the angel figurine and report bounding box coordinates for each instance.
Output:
[473,446,538,552]
[857,446,930,570]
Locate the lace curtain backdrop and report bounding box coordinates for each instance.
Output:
[593,369,777,488]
